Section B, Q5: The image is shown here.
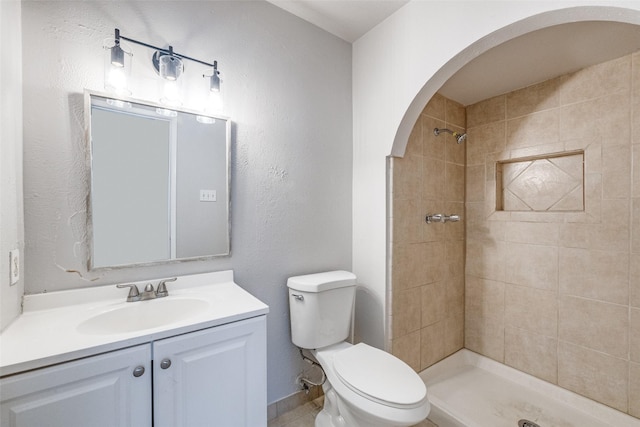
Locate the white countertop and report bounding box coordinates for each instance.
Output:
[0,270,269,377]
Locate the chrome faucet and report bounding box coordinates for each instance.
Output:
[117,277,178,302]
[141,283,157,300]
[116,283,141,302]
[157,277,177,297]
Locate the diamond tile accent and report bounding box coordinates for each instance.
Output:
[498,153,584,212]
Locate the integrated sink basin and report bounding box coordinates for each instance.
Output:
[77,297,211,335]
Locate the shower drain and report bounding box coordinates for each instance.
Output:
[518,420,541,427]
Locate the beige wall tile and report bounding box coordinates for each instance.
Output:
[424,242,445,284]
[444,310,465,356]
[558,341,628,413]
[422,93,445,120]
[445,98,466,128]
[603,144,631,198]
[444,240,464,278]
[446,274,465,314]
[558,247,629,305]
[634,198,640,254]
[632,308,640,363]
[392,330,421,372]
[421,281,446,327]
[465,312,504,363]
[445,162,465,202]
[560,199,629,252]
[559,296,628,358]
[633,51,640,94]
[421,321,445,369]
[632,252,640,308]
[466,239,506,282]
[422,115,446,160]
[504,242,558,290]
[505,285,557,337]
[444,201,465,241]
[504,221,559,246]
[631,362,640,418]
[506,109,559,149]
[634,144,640,198]
[559,92,631,144]
[405,115,423,157]
[466,203,506,241]
[501,157,582,212]
[456,54,636,415]
[635,92,640,145]
[467,95,506,128]
[392,197,422,244]
[559,55,632,105]
[509,142,566,161]
[465,276,505,321]
[391,243,427,291]
[445,129,466,166]
[505,327,557,384]
[466,164,485,202]
[506,78,560,119]
[421,199,445,243]
[422,156,445,201]
[392,153,422,200]
[583,172,603,222]
[466,121,506,166]
[391,286,422,337]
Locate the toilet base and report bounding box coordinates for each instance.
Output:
[314,380,422,427]
[315,409,340,427]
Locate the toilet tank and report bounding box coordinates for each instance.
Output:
[287,271,356,349]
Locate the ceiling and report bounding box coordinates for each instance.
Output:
[268,1,640,106]
[265,0,409,43]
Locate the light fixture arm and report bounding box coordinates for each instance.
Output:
[114,28,217,69]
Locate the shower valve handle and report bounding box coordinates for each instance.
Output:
[426,213,445,224]
[426,213,460,224]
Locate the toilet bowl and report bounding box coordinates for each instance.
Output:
[287,271,430,427]
[313,342,429,427]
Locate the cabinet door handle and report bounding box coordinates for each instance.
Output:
[132,365,145,377]
[160,358,172,369]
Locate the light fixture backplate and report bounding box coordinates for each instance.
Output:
[152,50,184,77]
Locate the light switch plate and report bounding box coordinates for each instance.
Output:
[9,249,19,285]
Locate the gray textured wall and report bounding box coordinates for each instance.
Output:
[0,1,24,331]
[21,1,352,404]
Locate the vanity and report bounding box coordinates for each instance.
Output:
[0,271,269,427]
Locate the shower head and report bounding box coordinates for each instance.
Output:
[433,128,467,144]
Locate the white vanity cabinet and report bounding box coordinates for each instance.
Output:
[0,271,269,427]
[0,344,152,427]
[154,315,267,426]
[1,316,267,427]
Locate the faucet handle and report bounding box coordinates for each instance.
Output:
[116,284,141,302]
[156,277,177,298]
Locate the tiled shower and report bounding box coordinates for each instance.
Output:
[389,51,640,418]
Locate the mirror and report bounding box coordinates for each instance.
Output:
[86,91,230,269]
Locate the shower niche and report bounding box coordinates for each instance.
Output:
[496,150,584,212]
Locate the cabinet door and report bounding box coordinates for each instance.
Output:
[0,344,152,427]
[154,316,267,427]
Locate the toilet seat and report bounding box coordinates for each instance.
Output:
[333,343,427,409]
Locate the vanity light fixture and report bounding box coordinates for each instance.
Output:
[104,28,222,109]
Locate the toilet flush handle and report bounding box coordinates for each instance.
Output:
[291,294,304,302]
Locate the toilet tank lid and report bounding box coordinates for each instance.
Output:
[287,271,356,292]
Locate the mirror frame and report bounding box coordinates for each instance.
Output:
[84,89,231,270]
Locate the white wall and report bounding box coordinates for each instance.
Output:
[352,1,640,348]
[0,0,24,331]
[21,1,352,404]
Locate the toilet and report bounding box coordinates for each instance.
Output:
[287,271,430,427]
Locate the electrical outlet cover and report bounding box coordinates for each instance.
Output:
[9,249,19,285]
